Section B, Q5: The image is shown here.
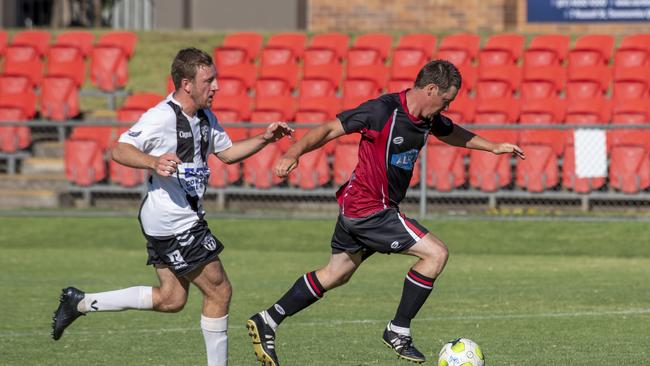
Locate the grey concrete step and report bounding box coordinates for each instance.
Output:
[0,173,68,189]
[0,188,59,208]
[32,141,64,158]
[21,157,64,174]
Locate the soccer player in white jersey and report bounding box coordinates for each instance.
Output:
[51,48,293,366]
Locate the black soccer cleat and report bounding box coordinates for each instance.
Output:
[51,287,86,340]
[246,313,280,366]
[382,324,426,364]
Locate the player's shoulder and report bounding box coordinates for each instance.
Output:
[359,93,400,115]
[138,100,177,125]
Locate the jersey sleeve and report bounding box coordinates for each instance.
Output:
[336,98,390,134]
[430,114,455,137]
[209,113,233,154]
[117,108,167,154]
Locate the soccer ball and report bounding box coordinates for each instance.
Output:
[438,338,485,366]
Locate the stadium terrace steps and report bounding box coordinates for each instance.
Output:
[32,141,64,158]
[0,188,59,208]
[0,173,68,189]
[21,156,64,174]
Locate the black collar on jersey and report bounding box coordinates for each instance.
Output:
[167,101,210,164]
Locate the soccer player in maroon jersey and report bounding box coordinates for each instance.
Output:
[247,60,525,365]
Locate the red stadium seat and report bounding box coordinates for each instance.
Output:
[0,91,37,119]
[70,126,116,152]
[218,63,257,97]
[207,127,248,187]
[3,58,43,86]
[479,33,524,66]
[613,66,650,101]
[47,48,86,86]
[442,95,475,124]
[54,31,94,57]
[426,142,465,191]
[167,76,175,93]
[568,34,614,72]
[96,31,137,58]
[8,30,50,59]
[90,47,129,92]
[116,92,164,123]
[295,96,341,123]
[564,98,611,125]
[347,33,393,67]
[613,34,650,72]
[255,63,299,98]
[343,65,388,104]
[524,34,570,68]
[456,64,476,97]
[243,143,282,189]
[40,77,80,121]
[519,98,565,125]
[64,139,107,186]
[474,98,520,124]
[261,33,307,67]
[387,64,420,93]
[515,144,558,192]
[566,66,611,101]
[392,34,436,69]
[213,32,263,67]
[109,160,146,187]
[607,128,650,153]
[333,142,359,185]
[0,104,31,153]
[0,31,6,56]
[475,65,521,99]
[212,95,251,122]
[251,96,296,122]
[437,33,480,66]
[612,99,650,124]
[300,63,342,98]
[289,142,330,189]
[304,32,349,66]
[562,145,606,193]
[469,130,517,192]
[520,65,565,101]
[0,74,33,94]
[519,129,565,156]
[609,146,650,193]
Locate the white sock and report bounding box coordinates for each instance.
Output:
[201,314,228,366]
[389,321,411,336]
[261,310,278,332]
[77,286,153,312]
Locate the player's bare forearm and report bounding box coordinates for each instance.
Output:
[111,142,157,170]
[217,134,268,164]
[285,120,345,159]
[438,124,525,159]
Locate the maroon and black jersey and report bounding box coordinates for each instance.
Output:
[335,90,455,218]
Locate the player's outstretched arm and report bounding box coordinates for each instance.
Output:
[438,124,526,160]
[217,122,293,164]
[275,119,346,179]
[111,142,182,177]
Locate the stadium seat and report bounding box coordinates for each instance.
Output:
[333,142,359,185]
[609,146,650,194]
[568,34,614,72]
[90,32,137,92]
[251,95,296,123]
[612,66,650,101]
[7,30,50,60]
[167,76,175,93]
[261,32,307,67]
[478,33,524,66]
[469,130,518,192]
[562,145,606,193]
[524,34,570,68]
[0,91,37,119]
[607,128,650,154]
[218,63,257,97]
[474,98,520,124]
[565,66,611,101]
[207,127,248,187]
[70,126,116,152]
[300,63,342,98]
[426,142,465,191]
[0,31,6,56]
[442,95,475,124]
[392,34,437,69]
[211,95,251,122]
[347,33,393,67]
[304,32,349,66]
[0,74,34,94]
[54,31,95,57]
[613,34,650,72]
[40,70,81,121]
[342,65,388,108]
[456,64,477,98]
[255,63,299,98]
[3,57,43,86]
[116,92,164,123]
[109,160,146,187]
[437,33,480,66]
[0,104,31,153]
[475,65,521,99]
[295,96,341,123]
[96,31,137,58]
[47,48,86,86]
[289,140,330,189]
[213,32,263,67]
[64,139,107,186]
[519,129,565,156]
[515,144,558,192]
[520,65,565,101]
[611,99,650,124]
[564,98,611,125]
[519,97,565,125]
[387,64,420,93]
[243,143,282,189]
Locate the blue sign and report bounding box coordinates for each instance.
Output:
[528,0,650,22]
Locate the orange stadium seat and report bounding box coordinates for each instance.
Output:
[387,64,420,93]
[213,32,263,67]
[109,160,146,187]
[437,33,480,66]
[251,95,296,123]
[613,34,650,72]
[243,143,282,189]
[342,65,388,109]
[613,66,650,101]
[3,57,43,86]
[519,97,565,125]
[64,139,107,186]
[566,65,611,101]
[47,48,86,86]
[207,127,248,187]
[520,65,565,101]
[300,63,342,98]
[289,143,330,189]
[519,129,565,156]
[479,33,524,66]
[117,92,164,123]
[562,145,606,193]
[568,34,614,72]
[97,31,137,58]
[261,32,307,67]
[333,142,359,186]
[474,98,520,124]
[469,130,517,192]
[255,63,299,98]
[212,95,251,122]
[90,32,137,92]
[0,103,31,153]
[475,65,521,99]
[40,64,82,121]
[564,98,611,124]
[7,30,50,60]
[442,95,475,124]
[0,73,34,94]
[612,99,650,124]
[0,31,6,56]
[515,143,558,192]
[304,32,349,66]
[70,126,115,152]
[347,33,393,67]
[392,34,437,69]
[218,63,256,97]
[609,146,650,193]
[426,142,465,191]
[295,96,341,123]
[524,34,570,68]
[456,64,476,98]
[54,31,94,57]
[0,91,37,119]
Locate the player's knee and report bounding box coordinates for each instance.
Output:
[421,240,449,268]
[205,278,232,306]
[158,293,187,313]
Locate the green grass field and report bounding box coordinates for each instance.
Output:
[1,216,649,365]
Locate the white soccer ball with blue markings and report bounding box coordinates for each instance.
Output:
[438,338,485,366]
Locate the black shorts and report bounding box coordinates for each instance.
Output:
[331,207,429,256]
[144,220,224,277]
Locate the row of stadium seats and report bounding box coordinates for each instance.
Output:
[63,125,650,194]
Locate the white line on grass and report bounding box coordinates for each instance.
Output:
[3,308,650,339]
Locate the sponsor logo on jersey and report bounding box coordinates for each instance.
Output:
[127,130,142,137]
[390,149,418,171]
[390,241,400,249]
[392,136,404,145]
[201,125,210,142]
[202,235,217,251]
[178,131,192,139]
